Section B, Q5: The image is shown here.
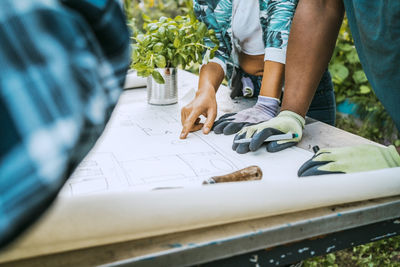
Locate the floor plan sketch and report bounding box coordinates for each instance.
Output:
[61,152,128,196]
[120,150,237,188]
[60,89,312,197]
[60,96,248,196]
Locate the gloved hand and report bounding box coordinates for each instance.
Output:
[298,144,400,177]
[232,110,305,154]
[213,96,280,135]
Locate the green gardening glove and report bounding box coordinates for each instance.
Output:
[232,110,305,154]
[298,144,400,177]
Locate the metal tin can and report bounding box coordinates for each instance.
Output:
[147,68,178,105]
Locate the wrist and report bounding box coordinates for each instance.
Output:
[255,96,280,118]
[280,106,308,118]
[257,95,280,104]
[278,110,306,129]
[196,86,216,97]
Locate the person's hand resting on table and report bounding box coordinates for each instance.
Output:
[212,96,280,135]
[232,110,305,154]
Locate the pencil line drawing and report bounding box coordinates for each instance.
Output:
[193,131,239,171]
[61,152,129,196]
[61,104,246,195]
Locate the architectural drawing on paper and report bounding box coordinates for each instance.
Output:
[61,103,243,196]
[120,150,236,187]
[61,152,129,196]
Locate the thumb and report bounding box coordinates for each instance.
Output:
[203,108,217,134]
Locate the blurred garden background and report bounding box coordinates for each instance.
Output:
[123,0,400,266]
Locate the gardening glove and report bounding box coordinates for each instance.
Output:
[213,96,280,135]
[232,110,305,154]
[298,144,400,177]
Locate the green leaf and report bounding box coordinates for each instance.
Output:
[137,70,147,77]
[359,85,371,94]
[346,49,360,64]
[150,36,160,44]
[153,42,164,53]
[148,23,158,32]
[338,43,354,52]
[167,48,173,61]
[178,28,186,37]
[155,55,166,68]
[143,35,151,45]
[131,47,140,62]
[353,70,368,84]
[327,253,336,264]
[151,70,165,84]
[394,140,400,146]
[196,22,207,37]
[178,52,187,61]
[157,27,166,38]
[210,36,219,45]
[197,51,203,63]
[167,25,177,31]
[142,13,151,22]
[135,34,145,42]
[173,36,181,48]
[336,94,346,103]
[329,63,349,84]
[171,56,178,68]
[133,63,148,72]
[167,31,175,42]
[177,54,185,66]
[159,16,168,23]
[210,45,218,59]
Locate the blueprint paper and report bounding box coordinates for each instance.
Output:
[1,78,400,262]
[60,91,312,196]
[1,167,399,262]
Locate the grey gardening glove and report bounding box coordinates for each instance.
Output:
[212,96,280,135]
[232,110,305,154]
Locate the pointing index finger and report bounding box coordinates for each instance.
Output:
[180,110,201,139]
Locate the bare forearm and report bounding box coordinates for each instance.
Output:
[259,60,284,99]
[282,0,344,117]
[197,62,225,95]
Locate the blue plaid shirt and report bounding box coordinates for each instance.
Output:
[0,0,130,247]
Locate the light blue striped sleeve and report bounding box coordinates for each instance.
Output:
[194,0,233,75]
[259,0,298,64]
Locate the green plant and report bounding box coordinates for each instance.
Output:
[124,0,189,34]
[304,235,400,266]
[130,3,218,84]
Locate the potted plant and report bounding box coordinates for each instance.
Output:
[130,7,218,105]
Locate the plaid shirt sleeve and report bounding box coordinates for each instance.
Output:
[0,0,130,247]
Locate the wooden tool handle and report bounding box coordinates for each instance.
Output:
[203,166,263,184]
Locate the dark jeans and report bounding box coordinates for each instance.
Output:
[232,68,336,126]
[306,70,336,126]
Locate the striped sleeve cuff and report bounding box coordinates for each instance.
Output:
[264,47,287,65]
[200,56,227,76]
